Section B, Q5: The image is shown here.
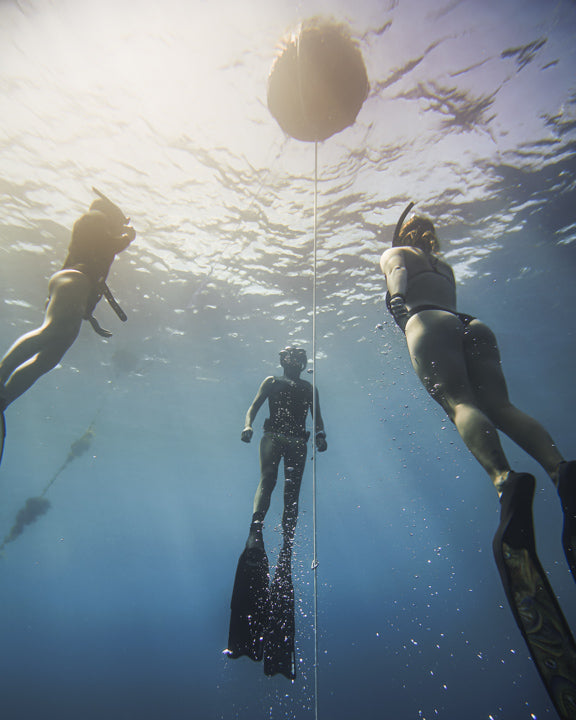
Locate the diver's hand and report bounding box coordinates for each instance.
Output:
[87,315,113,338]
[241,427,253,443]
[122,225,136,244]
[315,431,327,452]
[110,225,136,253]
[389,293,409,330]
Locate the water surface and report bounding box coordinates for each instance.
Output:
[1,0,576,718]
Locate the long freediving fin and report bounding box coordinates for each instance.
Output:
[226,546,270,662]
[558,461,576,584]
[264,544,296,680]
[493,472,576,720]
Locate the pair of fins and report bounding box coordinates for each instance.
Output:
[226,543,296,680]
[493,469,576,720]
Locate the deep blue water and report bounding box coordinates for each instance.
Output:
[1,0,576,718]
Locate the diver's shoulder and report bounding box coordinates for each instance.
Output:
[381,245,426,272]
[380,246,405,265]
[296,377,313,391]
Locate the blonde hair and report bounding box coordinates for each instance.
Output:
[396,216,439,253]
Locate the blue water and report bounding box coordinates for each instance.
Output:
[1,0,576,718]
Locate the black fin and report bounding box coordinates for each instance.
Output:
[558,461,576,583]
[493,472,576,719]
[264,545,296,680]
[226,546,270,662]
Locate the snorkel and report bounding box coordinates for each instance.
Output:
[392,201,415,247]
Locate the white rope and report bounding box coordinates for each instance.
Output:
[294,27,320,717]
[311,139,319,720]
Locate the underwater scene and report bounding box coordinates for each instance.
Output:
[1,0,576,718]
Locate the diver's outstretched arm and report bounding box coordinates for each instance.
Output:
[242,376,273,442]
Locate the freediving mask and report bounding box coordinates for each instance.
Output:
[279,347,308,368]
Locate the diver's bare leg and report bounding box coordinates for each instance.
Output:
[281,440,306,546]
[247,434,281,553]
[0,270,88,407]
[406,312,511,491]
[252,434,281,519]
[464,320,564,478]
[0,327,49,386]
[1,331,79,406]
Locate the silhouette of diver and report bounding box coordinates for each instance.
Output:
[0,189,134,468]
[226,346,327,679]
[242,346,327,552]
[380,203,576,719]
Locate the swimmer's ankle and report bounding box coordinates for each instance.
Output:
[551,460,568,488]
[494,469,513,498]
[250,514,264,531]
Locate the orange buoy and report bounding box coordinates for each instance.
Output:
[267,17,369,142]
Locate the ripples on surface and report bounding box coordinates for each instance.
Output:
[1,0,575,333]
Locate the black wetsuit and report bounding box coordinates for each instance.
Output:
[257,376,316,538]
[260,376,312,484]
[263,376,313,441]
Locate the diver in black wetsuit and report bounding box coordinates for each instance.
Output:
[380,204,576,718]
[226,346,327,676]
[241,346,327,551]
